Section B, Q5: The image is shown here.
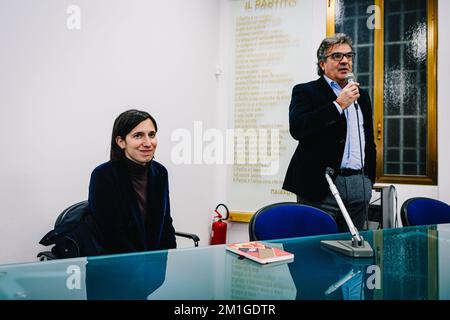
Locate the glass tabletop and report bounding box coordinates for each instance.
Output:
[1,223,449,300]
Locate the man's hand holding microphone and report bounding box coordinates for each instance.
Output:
[336,73,360,110]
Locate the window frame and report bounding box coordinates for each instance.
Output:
[326,0,438,185]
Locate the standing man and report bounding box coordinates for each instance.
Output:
[283,34,376,232]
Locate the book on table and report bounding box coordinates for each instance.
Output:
[226,241,294,265]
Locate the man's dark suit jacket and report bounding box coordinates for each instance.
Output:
[88,159,176,254]
[283,76,376,202]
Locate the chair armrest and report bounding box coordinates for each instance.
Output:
[175,231,200,247]
[37,251,57,261]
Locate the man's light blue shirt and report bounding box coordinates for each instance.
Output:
[323,75,365,170]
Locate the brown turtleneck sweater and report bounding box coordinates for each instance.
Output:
[124,157,149,224]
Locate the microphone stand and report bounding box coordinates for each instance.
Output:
[324,268,362,296]
[354,100,369,230]
[346,75,369,230]
[320,167,373,257]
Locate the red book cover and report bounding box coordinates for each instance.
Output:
[226,241,294,264]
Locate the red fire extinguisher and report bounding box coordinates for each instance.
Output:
[210,203,229,245]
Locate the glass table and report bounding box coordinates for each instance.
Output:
[1,223,449,300]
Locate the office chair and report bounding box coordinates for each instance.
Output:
[38,200,200,261]
[400,197,450,226]
[249,202,339,241]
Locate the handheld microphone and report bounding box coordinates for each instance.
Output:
[345,73,359,110]
[345,72,356,83]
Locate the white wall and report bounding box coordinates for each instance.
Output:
[0,0,220,264]
[0,0,449,265]
[437,0,450,204]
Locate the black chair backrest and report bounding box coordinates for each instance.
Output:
[55,200,89,228]
[39,200,103,258]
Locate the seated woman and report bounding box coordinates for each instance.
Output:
[88,109,176,254]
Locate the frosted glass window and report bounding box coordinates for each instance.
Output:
[383,0,427,176]
[335,0,374,97]
[334,0,430,178]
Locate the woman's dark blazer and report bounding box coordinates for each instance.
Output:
[88,159,176,254]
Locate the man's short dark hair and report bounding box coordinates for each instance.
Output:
[316,33,354,76]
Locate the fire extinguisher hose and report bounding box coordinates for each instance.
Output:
[215,203,229,220]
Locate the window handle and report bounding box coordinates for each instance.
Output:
[377,122,382,140]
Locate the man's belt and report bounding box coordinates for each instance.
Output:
[338,168,363,176]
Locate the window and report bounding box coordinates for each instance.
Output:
[327,0,437,185]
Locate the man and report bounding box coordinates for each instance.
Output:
[283,33,376,232]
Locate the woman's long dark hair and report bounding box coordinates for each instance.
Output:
[110,109,158,161]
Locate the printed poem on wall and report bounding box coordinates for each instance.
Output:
[228,0,305,211]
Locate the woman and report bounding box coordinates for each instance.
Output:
[88,109,176,254]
